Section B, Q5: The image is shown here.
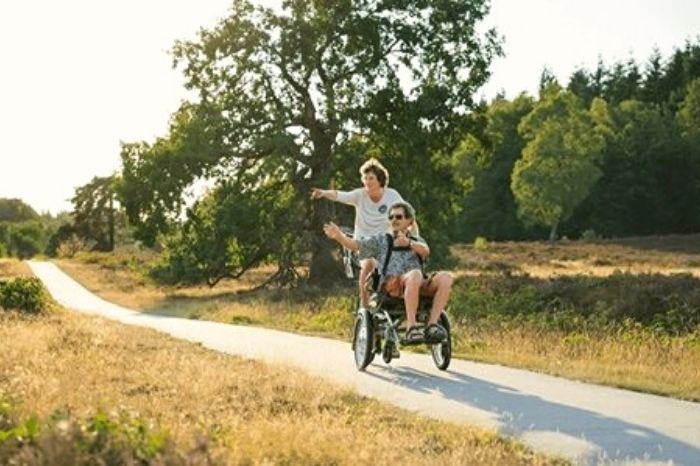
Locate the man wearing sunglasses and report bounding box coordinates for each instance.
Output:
[323,202,453,343]
[312,158,408,310]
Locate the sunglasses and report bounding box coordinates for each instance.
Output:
[388,214,405,220]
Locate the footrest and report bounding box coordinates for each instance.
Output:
[399,337,426,346]
[399,336,447,346]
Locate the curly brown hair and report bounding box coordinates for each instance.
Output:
[359,158,389,187]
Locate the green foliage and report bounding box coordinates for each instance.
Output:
[451,273,700,335]
[150,177,302,286]
[512,86,605,240]
[0,396,14,432]
[0,198,39,223]
[473,236,488,250]
[0,406,218,465]
[0,277,51,314]
[0,414,40,445]
[45,223,79,257]
[449,40,700,242]
[0,221,47,259]
[0,199,71,259]
[71,175,124,252]
[119,0,501,284]
[677,77,700,143]
[580,229,599,241]
[117,105,220,248]
[451,95,538,241]
[603,59,642,104]
[566,41,700,110]
[571,96,699,236]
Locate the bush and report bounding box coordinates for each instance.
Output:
[70,249,156,279]
[55,234,91,259]
[0,221,46,259]
[0,277,50,314]
[473,236,489,250]
[451,272,700,335]
[580,229,599,241]
[0,406,220,465]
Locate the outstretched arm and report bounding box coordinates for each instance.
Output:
[311,188,338,201]
[323,221,359,251]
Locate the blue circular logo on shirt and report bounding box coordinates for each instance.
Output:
[378,204,388,214]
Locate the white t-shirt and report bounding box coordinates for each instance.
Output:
[336,188,404,239]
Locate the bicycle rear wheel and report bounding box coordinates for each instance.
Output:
[430,312,452,371]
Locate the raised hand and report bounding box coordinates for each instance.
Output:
[323,221,342,241]
[394,229,410,247]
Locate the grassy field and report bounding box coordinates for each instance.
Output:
[452,234,700,278]
[0,258,33,278]
[0,260,563,465]
[52,235,700,401]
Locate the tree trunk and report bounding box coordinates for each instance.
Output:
[306,133,344,286]
[108,194,115,251]
[549,222,559,242]
[308,232,343,285]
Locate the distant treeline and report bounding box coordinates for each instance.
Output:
[0,176,125,259]
[0,198,51,258]
[3,39,700,286]
[451,40,700,242]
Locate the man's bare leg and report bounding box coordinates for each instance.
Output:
[423,271,454,324]
[358,258,376,308]
[401,269,424,327]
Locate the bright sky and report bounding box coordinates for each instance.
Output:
[1,0,698,215]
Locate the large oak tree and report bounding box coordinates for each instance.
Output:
[120,0,500,284]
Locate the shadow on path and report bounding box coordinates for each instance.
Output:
[367,365,699,465]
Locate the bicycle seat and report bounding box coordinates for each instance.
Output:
[371,292,434,315]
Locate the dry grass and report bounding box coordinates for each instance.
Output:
[0,258,33,279]
[56,247,700,400]
[452,234,700,278]
[55,259,354,338]
[456,325,700,400]
[0,310,562,465]
[55,260,271,310]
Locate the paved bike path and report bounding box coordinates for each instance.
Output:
[28,261,700,465]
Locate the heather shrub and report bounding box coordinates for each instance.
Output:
[0,406,220,466]
[451,272,700,335]
[0,277,51,314]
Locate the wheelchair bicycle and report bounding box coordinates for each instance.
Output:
[340,227,453,372]
[351,290,452,371]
